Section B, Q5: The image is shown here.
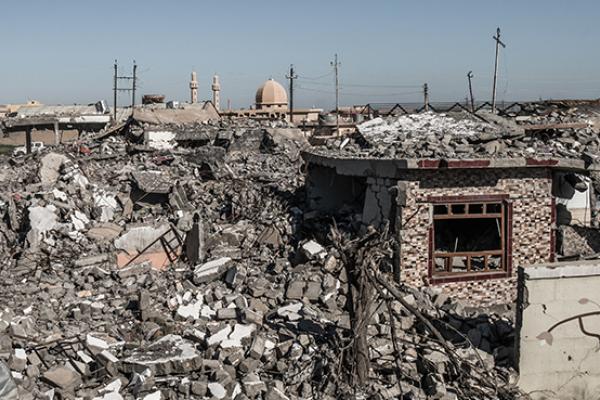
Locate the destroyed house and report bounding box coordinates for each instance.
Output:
[302,112,599,305]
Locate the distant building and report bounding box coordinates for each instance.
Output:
[221,77,322,124]
[0,100,43,117]
[0,101,113,146]
[211,75,221,111]
[255,78,288,111]
[190,71,198,104]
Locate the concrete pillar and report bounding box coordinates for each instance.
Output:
[25,128,32,154]
[53,121,60,145]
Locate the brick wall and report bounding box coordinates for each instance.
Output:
[397,168,553,306]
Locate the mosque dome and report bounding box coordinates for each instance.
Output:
[255,78,288,109]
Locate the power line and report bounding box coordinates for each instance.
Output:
[297,79,421,89]
[295,80,333,87]
[298,71,334,80]
[339,83,422,89]
[296,86,422,97]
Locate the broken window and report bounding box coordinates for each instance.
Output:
[431,200,510,281]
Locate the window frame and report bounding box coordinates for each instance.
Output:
[427,194,513,284]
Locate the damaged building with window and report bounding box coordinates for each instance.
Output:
[303,111,600,305]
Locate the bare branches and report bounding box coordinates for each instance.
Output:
[328,223,524,400]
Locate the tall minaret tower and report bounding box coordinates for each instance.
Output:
[189,71,198,104]
[211,74,221,110]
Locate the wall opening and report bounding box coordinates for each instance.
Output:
[306,164,367,215]
[429,198,511,283]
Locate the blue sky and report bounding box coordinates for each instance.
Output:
[0,0,598,108]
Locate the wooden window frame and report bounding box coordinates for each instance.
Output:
[427,194,513,284]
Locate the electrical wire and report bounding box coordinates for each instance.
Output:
[341,83,422,89]
[297,79,421,89]
[295,86,422,97]
[298,71,334,80]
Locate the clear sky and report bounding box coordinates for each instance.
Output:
[1,0,598,109]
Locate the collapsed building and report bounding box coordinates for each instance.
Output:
[1,102,600,399]
[303,110,600,305]
[0,102,116,147]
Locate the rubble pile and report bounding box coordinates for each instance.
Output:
[0,119,524,399]
[316,110,599,161]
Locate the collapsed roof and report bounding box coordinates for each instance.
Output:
[309,110,600,166]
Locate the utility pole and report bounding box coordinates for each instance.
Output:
[467,71,475,112]
[423,83,429,112]
[112,60,138,120]
[113,60,118,120]
[285,64,298,123]
[491,27,506,113]
[331,54,341,135]
[132,61,137,108]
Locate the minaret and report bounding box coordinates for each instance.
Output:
[189,71,198,104]
[211,74,221,111]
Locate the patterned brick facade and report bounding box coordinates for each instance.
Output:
[396,168,553,306]
[304,160,556,307]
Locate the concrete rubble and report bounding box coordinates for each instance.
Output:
[317,106,600,162]
[0,115,548,399]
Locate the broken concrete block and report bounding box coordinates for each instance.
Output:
[98,379,122,394]
[265,386,290,400]
[117,261,152,279]
[207,325,232,347]
[86,334,109,351]
[208,382,226,399]
[39,152,69,186]
[42,365,82,391]
[277,303,302,321]
[239,358,260,374]
[142,391,162,400]
[26,205,59,247]
[301,240,326,259]
[8,348,26,371]
[87,222,123,242]
[243,373,266,398]
[303,281,322,300]
[25,364,39,379]
[249,335,266,359]
[285,281,305,300]
[243,309,263,326]
[74,254,113,268]
[193,257,232,284]
[224,266,238,288]
[221,324,256,348]
[191,378,208,396]
[216,307,237,320]
[177,300,203,320]
[0,361,18,400]
[122,335,202,375]
[71,210,90,231]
